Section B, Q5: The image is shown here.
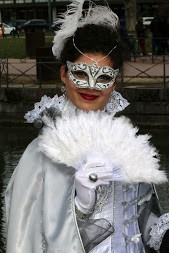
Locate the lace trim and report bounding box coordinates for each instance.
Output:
[105,90,129,115]
[24,91,129,123]
[92,185,112,217]
[24,94,67,123]
[148,213,169,250]
[75,185,112,220]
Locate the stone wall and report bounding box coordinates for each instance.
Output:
[0,87,169,125]
[119,87,169,125]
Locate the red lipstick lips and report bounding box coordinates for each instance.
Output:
[80,93,98,101]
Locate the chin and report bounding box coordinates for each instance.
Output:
[75,102,104,111]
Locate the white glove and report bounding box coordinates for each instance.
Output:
[74,161,113,214]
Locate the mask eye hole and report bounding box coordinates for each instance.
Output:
[97,75,113,84]
[72,71,88,80]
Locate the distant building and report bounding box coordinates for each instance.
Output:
[0,0,168,26]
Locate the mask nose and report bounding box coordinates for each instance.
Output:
[88,76,96,89]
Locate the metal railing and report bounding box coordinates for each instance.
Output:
[0,57,61,88]
[0,50,169,89]
[121,54,169,88]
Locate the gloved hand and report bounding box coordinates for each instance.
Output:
[74,161,113,214]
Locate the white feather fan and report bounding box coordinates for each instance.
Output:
[38,111,167,184]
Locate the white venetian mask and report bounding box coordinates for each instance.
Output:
[67,61,119,91]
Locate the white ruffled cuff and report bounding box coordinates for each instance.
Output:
[148,213,169,250]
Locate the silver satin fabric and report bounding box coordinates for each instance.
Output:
[5,138,85,253]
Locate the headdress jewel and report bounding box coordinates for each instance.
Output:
[52,0,120,60]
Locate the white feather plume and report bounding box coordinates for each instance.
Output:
[38,111,167,184]
[52,0,119,59]
[52,0,85,59]
[80,5,119,28]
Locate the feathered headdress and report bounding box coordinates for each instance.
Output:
[52,0,119,60]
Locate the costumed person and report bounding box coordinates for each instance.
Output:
[150,16,161,55]
[135,18,147,56]
[5,1,169,253]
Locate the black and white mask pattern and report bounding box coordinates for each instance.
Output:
[67,61,119,90]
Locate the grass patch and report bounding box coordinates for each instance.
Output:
[0,35,54,58]
[0,33,153,58]
[0,37,26,58]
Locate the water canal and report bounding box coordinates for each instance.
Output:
[0,124,169,252]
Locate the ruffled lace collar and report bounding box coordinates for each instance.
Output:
[24,90,129,123]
